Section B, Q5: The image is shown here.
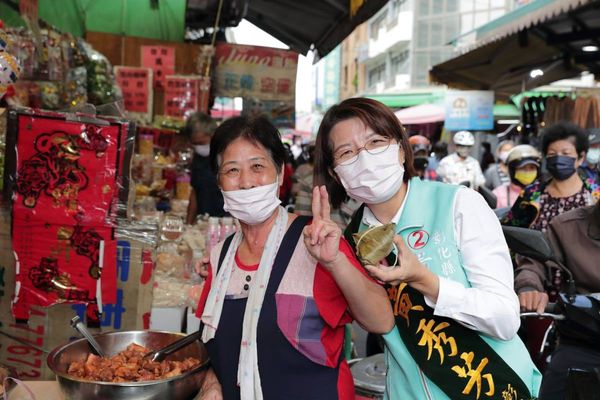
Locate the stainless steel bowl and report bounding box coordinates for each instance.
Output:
[47,330,210,400]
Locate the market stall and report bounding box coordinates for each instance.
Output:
[0,0,389,398]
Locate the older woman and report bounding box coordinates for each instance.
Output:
[182,112,226,224]
[503,121,599,231]
[313,97,541,400]
[195,116,393,400]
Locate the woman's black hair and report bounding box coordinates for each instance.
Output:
[209,116,286,175]
[540,121,589,157]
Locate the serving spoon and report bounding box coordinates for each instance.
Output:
[143,330,202,362]
[70,316,106,357]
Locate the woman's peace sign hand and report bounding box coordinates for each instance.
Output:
[303,185,343,269]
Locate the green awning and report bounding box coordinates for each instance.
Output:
[4,0,187,42]
[0,2,27,28]
[365,92,446,108]
[510,89,572,108]
[493,104,520,118]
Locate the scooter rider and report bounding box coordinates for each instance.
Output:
[516,201,600,399]
[493,145,541,209]
[437,130,486,189]
[409,135,437,181]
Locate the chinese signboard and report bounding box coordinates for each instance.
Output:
[322,45,341,109]
[164,75,201,118]
[444,90,494,131]
[214,43,298,102]
[114,66,152,114]
[141,46,175,89]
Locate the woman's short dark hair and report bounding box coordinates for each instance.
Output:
[313,97,416,208]
[181,112,217,138]
[209,116,286,175]
[540,121,589,157]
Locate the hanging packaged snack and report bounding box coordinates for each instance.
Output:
[80,41,118,106]
[63,66,88,108]
[38,81,62,109]
[6,29,36,80]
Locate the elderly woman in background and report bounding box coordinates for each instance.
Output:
[196,115,393,400]
[182,112,226,224]
[503,121,599,231]
[484,140,515,190]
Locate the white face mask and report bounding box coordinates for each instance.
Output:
[334,143,404,205]
[456,146,471,158]
[194,144,210,157]
[498,151,510,164]
[221,181,281,225]
[587,148,600,165]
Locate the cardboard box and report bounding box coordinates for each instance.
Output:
[150,306,185,332]
[186,308,201,334]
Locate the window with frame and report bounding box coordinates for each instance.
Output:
[387,0,408,28]
[370,11,388,40]
[368,64,386,88]
[391,50,410,75]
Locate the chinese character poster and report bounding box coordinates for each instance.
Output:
[141,46,175,90]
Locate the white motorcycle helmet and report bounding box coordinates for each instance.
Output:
[453,130,475,146]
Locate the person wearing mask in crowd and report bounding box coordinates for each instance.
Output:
[515,201,600,399]
[313,97,541,400]
[579,128,600,184]
[437,130,486,189]
[493,145,541,209]
[480,142,495,173]
[184,112,226,224]
[503,121,599,231]
[196,115,393,400]
[485,140,515,190]
[409,135,438,181]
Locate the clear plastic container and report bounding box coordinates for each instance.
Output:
[206,217,220,251]
[220,217,235,240]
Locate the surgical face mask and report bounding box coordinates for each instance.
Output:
[546,155,577,181]
[587,148,600,165]
[514,170,537,186]
[498,151,510,164]
[221,181,281,225]
[194,144,210,157]
[456,146,471,158]
[414,157,429,171]
[334,143,404,205]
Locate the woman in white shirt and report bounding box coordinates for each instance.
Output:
[313,97,541,400]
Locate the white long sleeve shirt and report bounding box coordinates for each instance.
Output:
[437,153,486,189]
[362,183,520,340]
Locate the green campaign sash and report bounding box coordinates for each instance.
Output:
[344,208,535,400]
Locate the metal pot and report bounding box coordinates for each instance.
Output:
[351,353,386,399]
[47,330,210,400]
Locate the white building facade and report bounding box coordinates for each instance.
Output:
[364,0,517,94]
